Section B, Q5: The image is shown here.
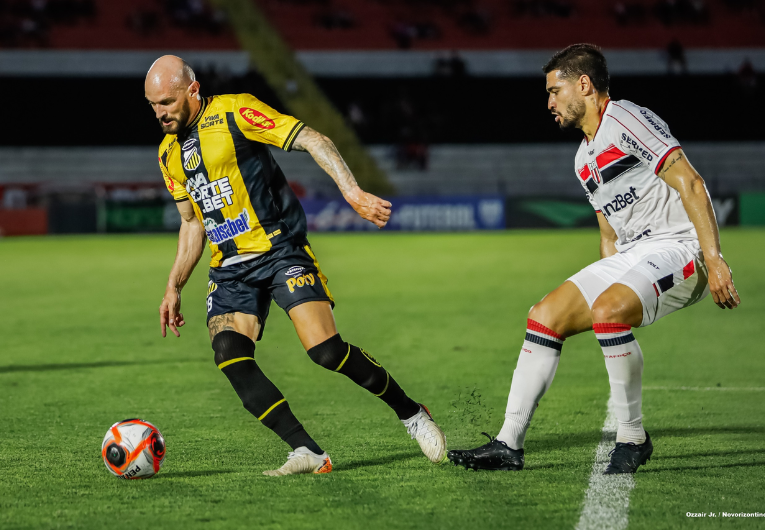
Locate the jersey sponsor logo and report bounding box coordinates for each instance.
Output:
[619,133,654,162]
[239,107,276,130]
[185,173,235,213]
[601,186,641,217]
[285,272,315,293]
[285,266,305,277]
[204,210,251,245]
[639,110,671,139]
[200,113,224,130]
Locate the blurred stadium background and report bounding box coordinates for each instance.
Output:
[1,0,764,235]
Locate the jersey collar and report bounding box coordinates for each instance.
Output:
[187,96,208,131]
[585,98,610,145]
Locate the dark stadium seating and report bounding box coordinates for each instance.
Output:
[0,0,238,49]
[256,0,765,49]
[2,0,763,50]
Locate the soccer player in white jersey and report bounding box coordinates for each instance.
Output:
[448,44,740,474]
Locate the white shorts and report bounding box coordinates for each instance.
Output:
[568,239,710,327]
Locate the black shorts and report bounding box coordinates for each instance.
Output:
[206,239,334,341]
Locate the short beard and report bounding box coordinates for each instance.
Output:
[558,98,586,132]
[159,99,191,136]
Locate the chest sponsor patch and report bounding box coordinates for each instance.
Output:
[185,173,235,213]
[239,107,275,130]
[200,113,224,130]
[639,110,671,139]
[601,186,641,217]
[204,210,251,245]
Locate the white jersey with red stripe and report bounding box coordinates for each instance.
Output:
[575,99,697,252]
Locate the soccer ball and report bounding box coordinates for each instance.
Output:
[101,418,166,479]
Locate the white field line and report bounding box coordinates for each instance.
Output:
[575,395,634,530]
[644,386,765,392]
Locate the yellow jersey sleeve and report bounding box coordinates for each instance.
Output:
[234,93,305,151]
[158,153,189,202]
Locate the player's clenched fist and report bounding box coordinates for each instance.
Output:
[706,257,740,310]
[345,186,392,228]
[159,286,185,337]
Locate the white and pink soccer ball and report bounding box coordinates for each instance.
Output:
[101,419,166,479]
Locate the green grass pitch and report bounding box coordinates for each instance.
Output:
[1,230,763,529]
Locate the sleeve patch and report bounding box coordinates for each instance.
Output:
[239,107,276,130]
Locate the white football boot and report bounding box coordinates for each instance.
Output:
[263,447,332,476]
[403,404,447,464]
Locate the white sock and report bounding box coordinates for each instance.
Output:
[496,319,563,450]
[594,323,646,444]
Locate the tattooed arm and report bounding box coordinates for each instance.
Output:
[292,126,391,228]
[658,149,740,309]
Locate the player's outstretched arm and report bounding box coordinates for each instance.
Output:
[292,126,391,228]
[596,212,618,259]
[160,200,207,337]
[658,149,740,309]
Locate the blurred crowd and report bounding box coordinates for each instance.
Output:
[0,0,95,47]
[127,0,229,37]
[614,0,710,26]
[263,0,765,50]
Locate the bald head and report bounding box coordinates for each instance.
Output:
[145,55,201,136]
[146,55,196,91]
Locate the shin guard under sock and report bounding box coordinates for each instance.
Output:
[307,334,420,420]
[593,323,646,444]
[212,331,323,454]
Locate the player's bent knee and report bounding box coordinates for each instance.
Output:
[306,333,347,370]
[528,302,546,322]
[591,296,623,324]
[528,300,562,331]
[211,330,255,367]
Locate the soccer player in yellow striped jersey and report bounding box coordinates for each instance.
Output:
[146,55,446,476]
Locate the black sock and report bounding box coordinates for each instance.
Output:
[213,331,323,455]
[307,334,420,420]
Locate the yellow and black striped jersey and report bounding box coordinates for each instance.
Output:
[158,93,307,267]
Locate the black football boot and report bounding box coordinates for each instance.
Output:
[447,433,524,471]
[603,431,653,474]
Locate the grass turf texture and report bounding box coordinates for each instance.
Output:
[0,230,763,530]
